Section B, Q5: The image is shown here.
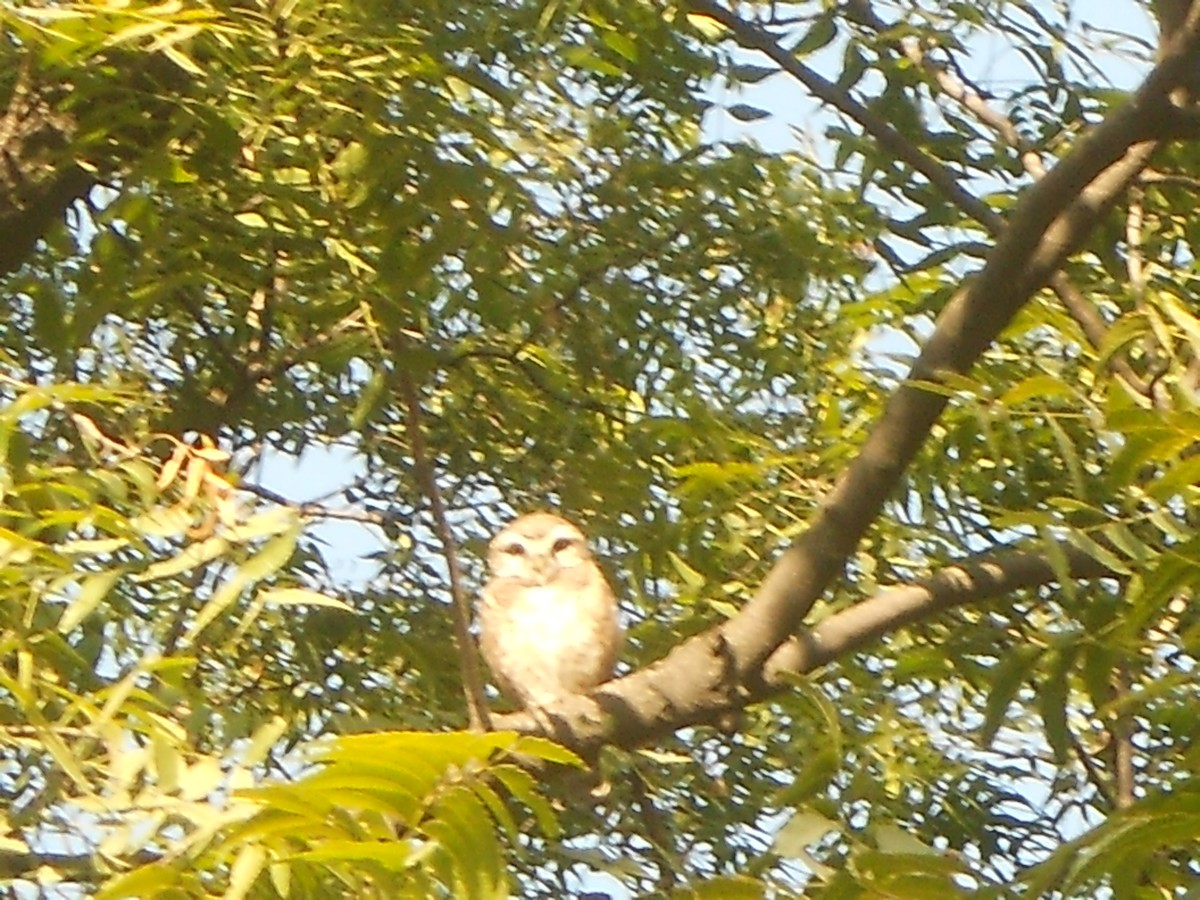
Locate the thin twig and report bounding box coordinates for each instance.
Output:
[627,765,680,890]
[1111,663,1135,809]
[238,481,395,527]
[1066,722,1116,810]
[398,365,490,731]
[1125,183,1147,301]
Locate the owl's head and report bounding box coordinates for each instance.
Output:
[487,512,591,584]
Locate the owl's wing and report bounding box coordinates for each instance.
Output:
[477,579,523,700]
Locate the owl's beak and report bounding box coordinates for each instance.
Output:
[531,556,559,584]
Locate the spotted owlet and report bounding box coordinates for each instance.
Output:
[478,512,622,708]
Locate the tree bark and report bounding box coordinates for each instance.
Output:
[0,65,93,277]
[0,55,187,278]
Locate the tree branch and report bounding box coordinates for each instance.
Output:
[495,541,1115,753]
[512,5,1200,754]
[712,0,1197,676]
[760,544,1114,682]
[842,1,1154,399]
[1068,723,1118,812]
[397,365,490,732]
[1111,663,1136,809]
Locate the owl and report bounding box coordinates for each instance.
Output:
[478,512,623,709]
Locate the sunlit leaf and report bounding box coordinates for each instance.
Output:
[57,569,122,633]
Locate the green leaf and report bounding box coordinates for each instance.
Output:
[186,572,248,641]
[424,785,505,899]
[510,735,583,767]
[223,844,267,900]
[96,863,181,900]
[667,551,706,591]
[564,45,622,77]
[873,823,937,856]
[292,839,415,868]
[729,64,776,84]
[132,535,231,583]
[57,568,122,633]
[1062,530,1131,575]
[773,809,839,856]
[794,14,837,55]
[238,527,300,581]
[980,645,1041,747]
[491,764,561,840]
[601,30,638,63]
[1000,374,1077,406]
[234,211,269,228]
[726,103,771,122]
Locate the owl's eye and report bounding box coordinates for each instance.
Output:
[502,542,526,556]
[551,536,575,554]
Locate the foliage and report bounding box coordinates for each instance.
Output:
[1,0,1200,897]
[98,731,578,899]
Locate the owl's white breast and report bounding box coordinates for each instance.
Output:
[485,579,618,704]
[507,585,579,643]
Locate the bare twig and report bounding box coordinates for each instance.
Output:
[238,481,395,527]
[1067,724,1118,811]
[627,766,680,890]
[1111,663,1135,809]
[1140,168,1200,187]
[398,366,490,731]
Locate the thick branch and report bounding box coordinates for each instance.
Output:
[494,542,1114,753]
[711,0,1198,676]
[760,545,1113,681]
[520,5,1200,755]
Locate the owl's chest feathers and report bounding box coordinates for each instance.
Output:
[485,580,619,700]
[504,585,597,649]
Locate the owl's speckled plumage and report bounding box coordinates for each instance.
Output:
[478,512,622,708]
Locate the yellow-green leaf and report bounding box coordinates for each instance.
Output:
[58,569,122,633]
